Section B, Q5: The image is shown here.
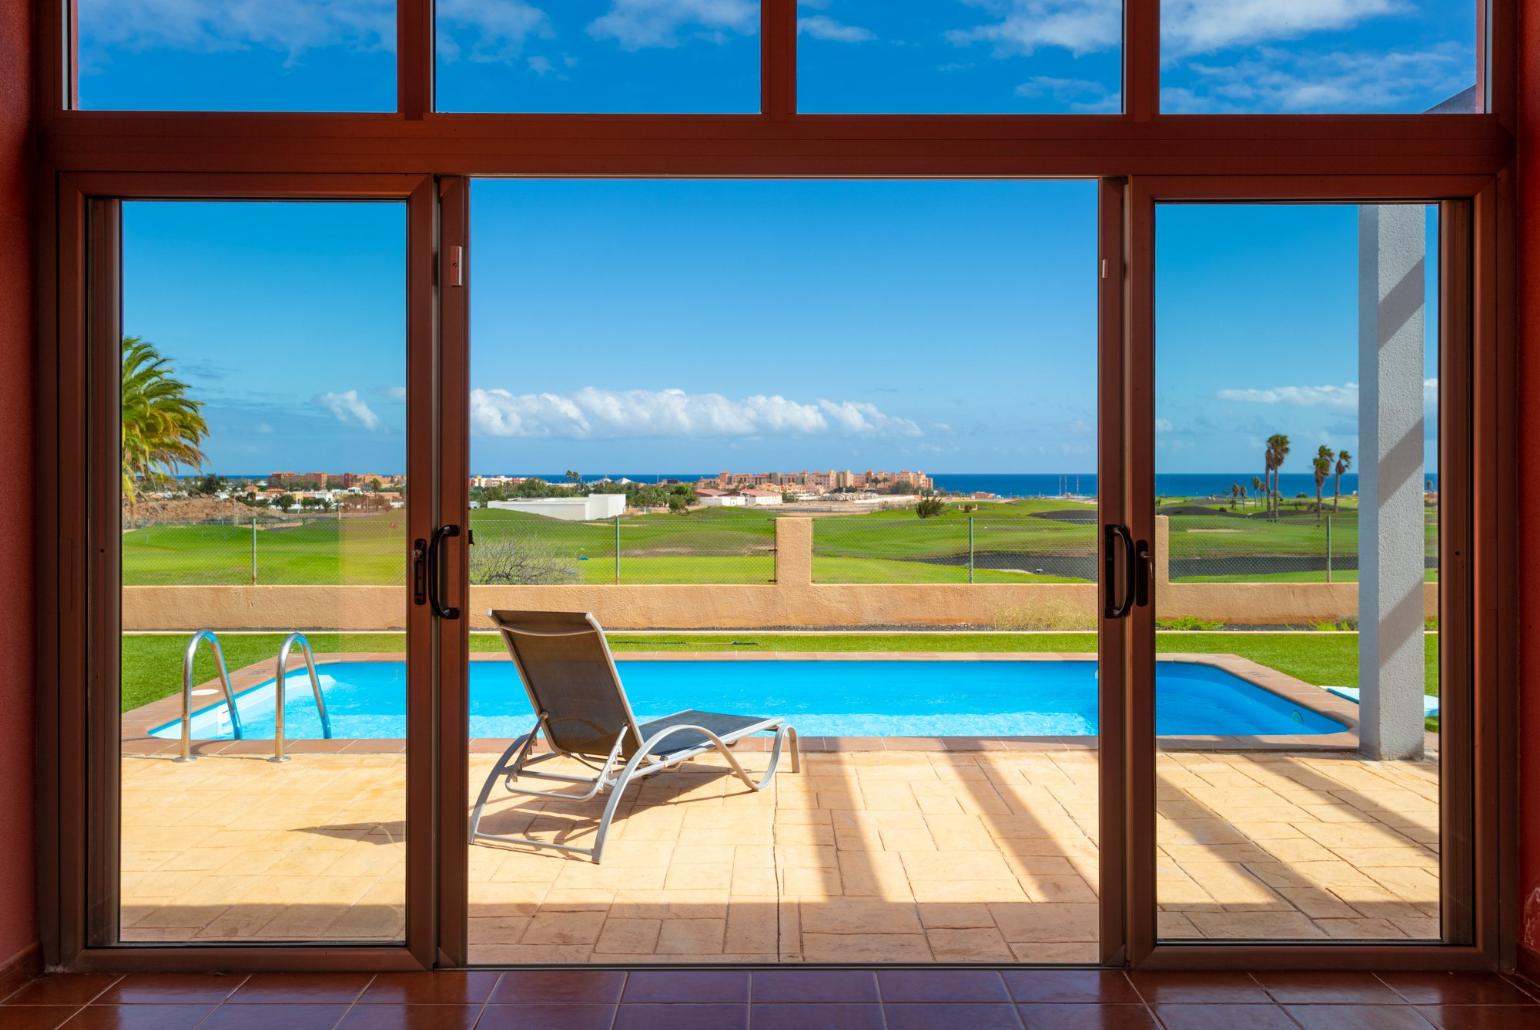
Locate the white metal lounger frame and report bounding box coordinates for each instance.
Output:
[468,612,799,863]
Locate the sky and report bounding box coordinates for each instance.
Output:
[76,0,1477,114]
[122,190,1439,481]
[103,2,1454,480]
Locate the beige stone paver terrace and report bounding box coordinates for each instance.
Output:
[118,746,1441,958]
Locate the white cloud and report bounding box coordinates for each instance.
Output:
[320,389,382,430]
[1163,44,1468,113]
[436,0,550,64]
[1154,417,1173,432]
[470,386,920,439]
[1014,75,1120,112]
[1162,0,1406,58]
[1218,379,1439,410]
[798,15,873,43]
[948,0,1121,57]
[1218,383,1358,409]
[587,0,757,50]
[386,385,407,401]
[947,0,1414,68]
[83,0,557,67]
[80,0,395,55]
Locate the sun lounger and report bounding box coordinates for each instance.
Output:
[468,610,799,862]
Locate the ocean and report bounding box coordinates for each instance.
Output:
[513,472,1436,500]
[206,471,1436,500]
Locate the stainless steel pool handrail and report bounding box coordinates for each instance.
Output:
[271,631,333,763]
[178,629,244,763]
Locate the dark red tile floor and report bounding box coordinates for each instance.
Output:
[1,970,1536,1029]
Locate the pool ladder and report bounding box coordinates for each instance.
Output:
[178,629,333,764]
[271,632,333,762]
[177,629,242,763]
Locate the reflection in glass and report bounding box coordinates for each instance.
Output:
[1159,0,1478,113]
[436,0,760,113]
[77,0,396,111]
[797,0,1123,113]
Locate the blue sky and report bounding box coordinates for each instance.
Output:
[467,179,1098,475]
[122,202,409,475]
[1156,204,1440,477]
[122,190,1438,482]
[78,1,1475,114]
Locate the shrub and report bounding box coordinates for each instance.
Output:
[991,599,1096,631]
[470,535,580,585]
[1157,615,1223,631]
[915,497,947,518]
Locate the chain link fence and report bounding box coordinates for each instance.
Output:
[122,508,776,586]
[810,502,1440,584]
[122,502,1440,587]
[470,509,774,585]
[812,508,1099,584]
[1163,504,1438,583]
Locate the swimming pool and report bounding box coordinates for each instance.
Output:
[150,657,1347,740]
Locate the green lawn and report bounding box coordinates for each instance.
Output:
[123,630,1440,733]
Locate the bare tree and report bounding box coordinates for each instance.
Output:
[470,535,580,585]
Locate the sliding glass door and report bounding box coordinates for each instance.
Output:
[78,181,438,959]
[449,178,1118,967]
[1123,187,1478,959]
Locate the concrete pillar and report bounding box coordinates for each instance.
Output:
[1358,205,1427,760]
[775,517,814,586]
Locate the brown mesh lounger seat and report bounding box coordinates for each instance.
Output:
[469,610,799,862]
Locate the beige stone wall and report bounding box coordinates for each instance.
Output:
[120,516,1437,632]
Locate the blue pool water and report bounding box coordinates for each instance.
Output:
[151,659,1347,740]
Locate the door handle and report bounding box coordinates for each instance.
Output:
[1103,523,1135,619]
[412,538,427,606]
[1134,538,1154,608]
[427,524,461,620]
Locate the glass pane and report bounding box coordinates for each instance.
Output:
[76,0,397,111]
[436,0,760,113]
[798,0,1123,113]
[464,179,1101,965]
[117,202,408,943]
[1153,203,1442,942]
[1159,0,1479,113]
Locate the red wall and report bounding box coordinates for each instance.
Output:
[1520,0,1540,980]
[0,0,34,973]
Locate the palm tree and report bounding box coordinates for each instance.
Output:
[1265,434,1290,519]
[1333,449,1352,511]
[1312,445,1333,523]
[1251,476,1264,511]
[121,336,207,505]
[1262,447,1272,517]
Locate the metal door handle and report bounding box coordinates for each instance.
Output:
[412,539,427,606]
[428,524,461,620]
[1134,538,1154,608]
[1104,524,1136,619]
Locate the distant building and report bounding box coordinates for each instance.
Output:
[269,471,328,490]
[487,494,628,522]
[698,468,932,494]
